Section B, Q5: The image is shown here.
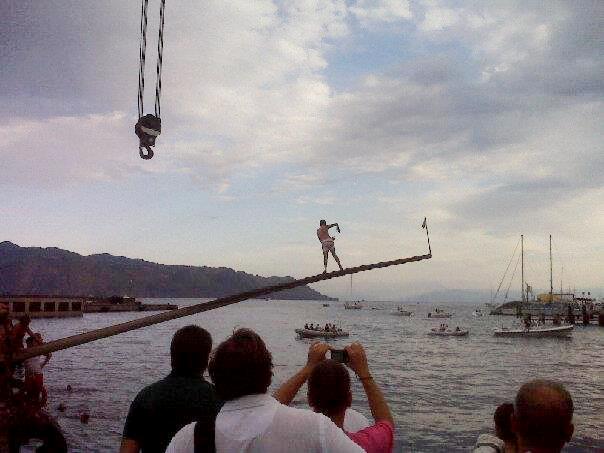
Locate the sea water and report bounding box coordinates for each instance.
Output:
[31,298,603,452]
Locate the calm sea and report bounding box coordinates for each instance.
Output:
[29,298,603,452]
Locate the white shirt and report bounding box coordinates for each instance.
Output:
[166,393,363,453]
[473,433,505,453]
[343,408,371,432]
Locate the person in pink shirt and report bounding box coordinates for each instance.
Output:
[274,342,394,453]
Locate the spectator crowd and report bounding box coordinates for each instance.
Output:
[120,325,575,453]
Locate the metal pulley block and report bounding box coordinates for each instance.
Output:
[135,114,161,159]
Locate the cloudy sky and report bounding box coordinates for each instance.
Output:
[2,0,603,300]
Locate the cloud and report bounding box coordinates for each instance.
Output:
[0,113,146,188]
[1,0,351,190]
[350,0,412,26]
[2,0,603,297]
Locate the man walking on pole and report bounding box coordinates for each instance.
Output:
[317,220,344,273]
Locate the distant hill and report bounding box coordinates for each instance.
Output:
[403,287,604,304]
[0,241,333,300]
[401,288,494,304]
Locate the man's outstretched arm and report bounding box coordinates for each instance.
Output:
[345,342,394,425]
[273,342,329,405]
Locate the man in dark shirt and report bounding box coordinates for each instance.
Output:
[120,325,220,453]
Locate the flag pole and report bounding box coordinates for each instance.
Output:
[422,217,432,256]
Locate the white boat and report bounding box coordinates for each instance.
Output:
[427,308,452,318]
[493,324,573,338]
[472,309,484,317]
[393,306,413,316]
[428,328,469,337]
[295,328,350,339]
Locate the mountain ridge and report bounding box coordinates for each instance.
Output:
[0,241,333,300]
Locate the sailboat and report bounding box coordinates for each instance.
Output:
[493,235,575,337]
[490,235,581,319]
[344,275,363,309]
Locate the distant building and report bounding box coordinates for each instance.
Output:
[1,295,84,318]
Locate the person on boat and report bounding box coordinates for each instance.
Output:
[121,325,220,453]
[317,220,344,273]
[304,323,309,330]
[511,379,574,453]
[23,335,51,407]
[455,327,461,332]
[166,329,363,453]
[523,314,532,330]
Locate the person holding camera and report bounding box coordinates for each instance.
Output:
[275,342,394,453]
[167,329,362,453]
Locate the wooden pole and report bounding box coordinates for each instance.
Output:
[13,253,431,362]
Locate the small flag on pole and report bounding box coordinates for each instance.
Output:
[422,217,427,229]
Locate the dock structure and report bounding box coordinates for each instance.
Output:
[0,295,84,318]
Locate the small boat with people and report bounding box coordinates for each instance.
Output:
[427,308,452,318]
[295,327,349,339]
[344,301,363,310]
[472,309,484,317]
[393,305,413,316]
[428,325,469,336]
[493,324,573,338]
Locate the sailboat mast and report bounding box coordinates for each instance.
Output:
[549,234,553,302]
[560,265,563,301]
[521,235,525,302]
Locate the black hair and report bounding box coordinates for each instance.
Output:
[494,403,515,441]
[170,325,212,376]
[308,359,351,417]
[319,219,327,226]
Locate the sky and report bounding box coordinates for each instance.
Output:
[1,0,603,301]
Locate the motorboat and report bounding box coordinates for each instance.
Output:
[428,328,469,337]
[493,324,573,338]
[322,303,330,307]
[295,328,350,339]
[427,308,452,318]
[472,309,483,317]
[393,305,413,316]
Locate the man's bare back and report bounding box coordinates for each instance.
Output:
[317,225,334,242]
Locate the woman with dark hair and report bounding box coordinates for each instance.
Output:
[167,328,362,453]
[474,402,517,453]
